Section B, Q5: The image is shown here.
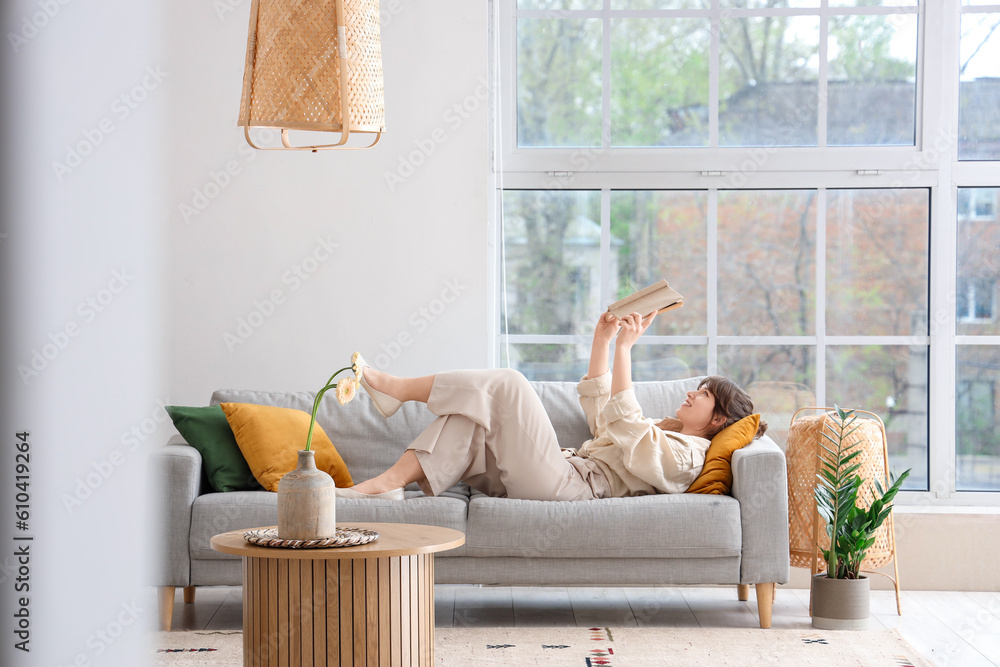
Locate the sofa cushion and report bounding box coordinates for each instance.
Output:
[464,492,741,559]
[687,413,761,495]
[164,405,261,492]
[189,490,471,559]
[219,402,353,490]
[335,494,471,557]
[211,389,440,490]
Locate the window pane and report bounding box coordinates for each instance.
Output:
[826,189,929,336]
[830,0,917,6]
[719,16,820,146]
[721,0,820,7]
[718,345,816,451]
[518,0,602,9]
[502,190,602,335]
[718,190,817,336]
[611,191,707,336]
[959,12,1000,160]
[957,188,1000,334]
[611,19,710,147]
[517,18,603,147]
[503,343,591,381]
[627,345,707,381]
[826,345,927,490]
[957,346,1000,491]
[612,0,705,8]
[828,15,917,146]
[506,343,708,384]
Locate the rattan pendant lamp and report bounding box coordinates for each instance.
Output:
[238,0,385,151]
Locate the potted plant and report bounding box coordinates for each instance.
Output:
[811,406,910,630]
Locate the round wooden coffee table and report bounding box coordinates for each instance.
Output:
[211,523,464,667]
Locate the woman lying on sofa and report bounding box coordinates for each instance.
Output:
[337,309,767,502]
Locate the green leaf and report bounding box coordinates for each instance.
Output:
[840,450,863,466]
[841,423,862,440]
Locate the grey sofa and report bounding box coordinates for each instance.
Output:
[153,376,789,630]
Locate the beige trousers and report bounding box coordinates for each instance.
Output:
[407,369,609,501]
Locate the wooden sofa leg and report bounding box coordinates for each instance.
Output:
[737,584,750,601]
[755,583,775,629]
[183,586,196,604]
[158,587,175,631]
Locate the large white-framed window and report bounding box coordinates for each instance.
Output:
[490,0,1000,504]
[955,0,1000,494]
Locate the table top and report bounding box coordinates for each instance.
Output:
[210,523,465,560]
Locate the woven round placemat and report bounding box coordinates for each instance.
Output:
[243,527,379,549]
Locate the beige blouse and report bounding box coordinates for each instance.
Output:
[575,371,710,497]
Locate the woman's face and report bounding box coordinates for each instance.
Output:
[676,386,719,436]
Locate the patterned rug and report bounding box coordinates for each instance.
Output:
[151,626,932,666]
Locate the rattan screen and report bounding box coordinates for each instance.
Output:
[787,412,896,572]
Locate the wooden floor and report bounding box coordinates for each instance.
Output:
[168,585,1000,666]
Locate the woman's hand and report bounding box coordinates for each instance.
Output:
[615,311,657,350]
[594,311,621,344]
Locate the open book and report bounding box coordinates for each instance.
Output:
[607,279,684,319]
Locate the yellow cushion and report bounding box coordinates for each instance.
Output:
[219,403,353,492]
[686,414,760,495]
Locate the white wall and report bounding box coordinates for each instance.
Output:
[1,2,489,666]
[165,1,491,404]
[2,1,165,665]
[787,511,1000,592]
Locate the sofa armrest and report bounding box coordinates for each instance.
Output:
[731,437,790,585]
[150,437,202,587]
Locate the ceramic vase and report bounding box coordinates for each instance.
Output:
[811,573,870,630]
[277,450,337,540]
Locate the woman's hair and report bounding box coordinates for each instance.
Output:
[697,376,768,440]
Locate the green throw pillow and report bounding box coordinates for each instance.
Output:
[165,405,261,493]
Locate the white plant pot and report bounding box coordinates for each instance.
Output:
[811,573,870,630]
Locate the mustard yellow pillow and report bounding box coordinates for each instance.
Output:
[686,413,760,495]
[219,403,353,492]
